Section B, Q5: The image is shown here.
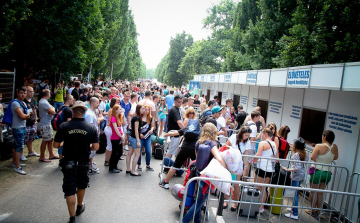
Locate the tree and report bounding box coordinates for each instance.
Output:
[274,0,360,67]
[164,31,193,87]
[146,68,155,79]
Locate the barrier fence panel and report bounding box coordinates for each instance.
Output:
[0,70,16,104]
[179,177,360,223]
[240,154,350,218]
[346,172,360,223]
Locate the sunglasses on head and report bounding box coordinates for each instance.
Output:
[244,128,252,133]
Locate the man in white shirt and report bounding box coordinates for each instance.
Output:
[216,106,228,145]
[246,111,261,155]
[129,93,138,121]
[85,97,101,174]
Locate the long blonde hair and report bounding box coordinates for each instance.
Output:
[143,104,152,124]
[198,123,218,144]
[111,105,124,126]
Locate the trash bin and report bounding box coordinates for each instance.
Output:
[269,187,283,215]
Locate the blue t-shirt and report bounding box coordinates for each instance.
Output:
[164,89,168,96]
[120,99,131,118]
[166,95,174,109]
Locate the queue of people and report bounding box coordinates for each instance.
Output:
[1,78,340,223]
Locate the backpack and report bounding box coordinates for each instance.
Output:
[278,136,290,159]
[154,144,164,160]
[184,119,201,139]
[51,106,66,131]
[2,100,28,126]
[195,142,212,171]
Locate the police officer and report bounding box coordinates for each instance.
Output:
[53,101,99,223]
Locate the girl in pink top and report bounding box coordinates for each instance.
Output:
[109,104,124,173]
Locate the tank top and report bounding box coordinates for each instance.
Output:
[312,143,335,172]
[257,140,277,172]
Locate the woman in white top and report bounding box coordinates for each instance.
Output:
[309,130,338,216]
[223,126,252,211]
[254,127,279,212]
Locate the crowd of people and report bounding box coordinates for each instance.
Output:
[1,77,339,223]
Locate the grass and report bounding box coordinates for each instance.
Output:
[0,137,58,195]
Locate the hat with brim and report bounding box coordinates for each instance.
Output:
[71,101,88,111]
[212,106,221,114]
[293,137,306,150]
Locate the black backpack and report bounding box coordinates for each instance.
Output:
[154,144,164,160]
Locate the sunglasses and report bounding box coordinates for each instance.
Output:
[244,128,252,133]
[189,112,195,114]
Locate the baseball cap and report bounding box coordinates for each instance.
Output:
[212,106,222,114]
[71,101,88,110]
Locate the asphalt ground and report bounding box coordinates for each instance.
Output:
[0,152,184,223]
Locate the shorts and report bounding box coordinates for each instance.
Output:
[104,126,112,151]
[172,147,196,169]
[24,124,37,144]
[255,168,274,179]
[58,147,63,155]
[12,127,26,152]
[39,124,54,141]
[62,162,90,197]
[160,117,166,122]
[310,170,332,184]
[167,136,180,156]
[128,136,140,149]
[89,150,96,159]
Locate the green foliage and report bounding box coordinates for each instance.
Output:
[146,68,155,79]
[0,0,145,82]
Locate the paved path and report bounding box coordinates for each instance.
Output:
[0,153,184,223]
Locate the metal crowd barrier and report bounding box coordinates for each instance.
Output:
[179,177,360,223]
[346,172,360,223]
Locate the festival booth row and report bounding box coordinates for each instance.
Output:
[192,62,360,220]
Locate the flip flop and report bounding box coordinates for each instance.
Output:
[39,159,51,163]
[49,156,60,160]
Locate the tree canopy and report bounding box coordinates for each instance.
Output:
[156,0,360,87]
[0,0,146,84]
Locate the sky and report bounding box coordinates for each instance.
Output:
[128,0,235,69]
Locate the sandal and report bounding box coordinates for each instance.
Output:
[104,161,109,166]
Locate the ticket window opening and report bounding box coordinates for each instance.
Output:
[257,99,268,123]
[300,108,326,145]
[233,95,240,109]
[217,92,222,105]
[206,89,210,103]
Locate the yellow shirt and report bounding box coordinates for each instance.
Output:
[54,87,64,102]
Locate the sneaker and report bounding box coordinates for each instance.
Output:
[159,180,170,189]
[137,165,142,171]
[259,208,265,213]
[76,203,85,216]
[28,152,40,157]
[91,163,97,169]
[146,166,154,171]
[68,216,76,223]
[109,169,121,173]
[89,168,100,174]
[285,213,298,220]
[286,208,292,212]
[20,154,28,161]
[124,145,129,151]
[12,163,26,167]
[14,167,26,175]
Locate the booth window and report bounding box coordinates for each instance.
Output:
[217,92,222,105]
[300,108,326,144]
[257,100,268,122]
[233,95,240,109]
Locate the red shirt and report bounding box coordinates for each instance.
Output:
[109,94,120,100]
[135,87,139,92]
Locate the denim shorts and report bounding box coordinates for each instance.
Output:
[160,117,166,122]
[128,136,140,149]
[12,127,26,152]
